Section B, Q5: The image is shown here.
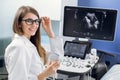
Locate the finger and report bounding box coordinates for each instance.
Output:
[49,61,52,65]
[42,16,49,20]
[52,61,60,68]
[49,60,54,65]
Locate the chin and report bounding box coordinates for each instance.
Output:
[31,34,36,36]
[30,32,36,36]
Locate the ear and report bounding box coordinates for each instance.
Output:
[18,24,22,28]
[18,24,23,33]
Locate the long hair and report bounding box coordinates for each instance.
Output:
[13,6,47,64]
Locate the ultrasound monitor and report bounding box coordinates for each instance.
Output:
[63,6,117,41]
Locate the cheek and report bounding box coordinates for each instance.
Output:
[34,26,39,31]
[36,26,39,30]
[21,24,28,33]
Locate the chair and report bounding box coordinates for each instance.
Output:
[0,56,8,80]
[91,50,116,80]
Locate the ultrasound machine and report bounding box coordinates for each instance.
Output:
[54,6,117,80]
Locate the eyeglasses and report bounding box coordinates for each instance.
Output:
[22,18,41,25]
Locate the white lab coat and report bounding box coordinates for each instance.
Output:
[4,34,64,80]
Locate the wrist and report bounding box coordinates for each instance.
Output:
[38,72,46,80]
[48,31,55,38]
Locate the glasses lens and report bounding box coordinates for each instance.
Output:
[34,19,40,25]
[25,19,33,25]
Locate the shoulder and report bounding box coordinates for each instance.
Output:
[5,38,31,62]
[4,38,25,62]
[5,38,25,53]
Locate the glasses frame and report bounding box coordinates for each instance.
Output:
[22,18,42,25]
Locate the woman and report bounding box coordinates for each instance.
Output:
[4,6,62,80]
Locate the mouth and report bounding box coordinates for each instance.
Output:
[29,28,37,34]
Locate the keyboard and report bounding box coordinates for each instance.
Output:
[59,55,99,73]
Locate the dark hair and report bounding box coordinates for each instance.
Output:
[13,6,46,64]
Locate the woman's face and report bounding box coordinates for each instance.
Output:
[21,12,40,39]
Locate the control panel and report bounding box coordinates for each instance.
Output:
[58,48,98,73]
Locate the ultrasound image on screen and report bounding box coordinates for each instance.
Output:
[64,41,88,59]
[63,6,117,41]
[82,12,99,29]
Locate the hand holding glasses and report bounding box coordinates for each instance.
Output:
[22,18,42,25]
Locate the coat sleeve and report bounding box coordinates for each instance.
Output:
[5,45,32,80]
[49,36,64,61]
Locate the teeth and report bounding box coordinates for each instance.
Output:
[29,28,35,31]
[31,29,34,31]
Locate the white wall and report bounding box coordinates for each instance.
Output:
[0,0,78,56]
[0,0,78,38]
[0,0,61,38]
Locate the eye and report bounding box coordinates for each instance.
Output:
[35,19,40,22]
[25,19,33,23]
[34,19,40,25]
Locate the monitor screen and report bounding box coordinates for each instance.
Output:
[64,41,91,59]
[63,6,117,41]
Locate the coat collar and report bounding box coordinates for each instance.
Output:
[13,34,35,47]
